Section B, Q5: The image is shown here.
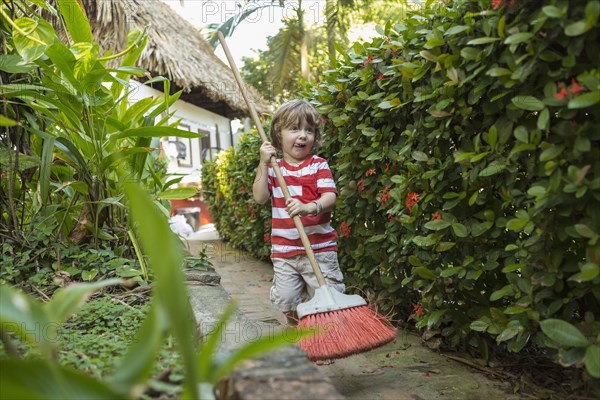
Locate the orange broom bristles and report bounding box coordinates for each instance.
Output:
[297,306,397,361]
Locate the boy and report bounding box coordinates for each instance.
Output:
[252,99,346,327]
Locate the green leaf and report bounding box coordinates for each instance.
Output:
[412,150,429,162]
[575,224,595,238]
[539,319,588,347]
[542,5,564,18]
[0,286,50,355]
[12,18,55,62]
[585,345,600,378]
[56,0,92,43]
[496,323,524,343]
[467,37,500,45]
[504,32,534,44]
[579,263,600,282]
[0,359,123,399]
[565,21,588,36]
[413,267,436,280]
[490,285,514,301]
[424,220,451,230]
[586,1,600,29]
[125,183,199,398]
[486,68,512,77]
[0,54,36,73]
[540,145,564,162]
[435,242,456,252]
[156,188,198,200]
[109,303,168,394]
[451,223,468,237]
[211,324,315,383]
[527,186,546,197]
[479,162,506,177]
[537,108,549,130]
[506,218,528,231]
[44,279,121,325]
[111,126,200,140]
[470,320,489,332]
[445,25,468,36]
[412,235,437,247]
[568,91,600,109]
[511,96,545,111]
[0,115,17,127]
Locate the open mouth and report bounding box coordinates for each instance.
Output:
[294,143,307,148]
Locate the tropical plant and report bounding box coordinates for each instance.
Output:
[0,180,312,399]
[1,0,197,282]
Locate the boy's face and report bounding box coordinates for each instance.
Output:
[280,119,315,164]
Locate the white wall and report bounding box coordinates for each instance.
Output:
[129,81,232,184]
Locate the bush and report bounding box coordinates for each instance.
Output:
[202,131,272,260]
[309,0,599,380]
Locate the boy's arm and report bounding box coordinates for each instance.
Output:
[253,163,271,204]
[315,192,336,214]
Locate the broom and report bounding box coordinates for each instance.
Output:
[217,32,397,361]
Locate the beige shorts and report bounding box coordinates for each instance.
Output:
[270,251,345,312]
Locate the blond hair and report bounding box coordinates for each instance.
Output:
[269,99,324,151]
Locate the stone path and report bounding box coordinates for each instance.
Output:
[186,225,517,400]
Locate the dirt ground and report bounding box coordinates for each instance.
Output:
[185,228,527,400]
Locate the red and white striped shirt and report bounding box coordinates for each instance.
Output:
[267,155,338,258]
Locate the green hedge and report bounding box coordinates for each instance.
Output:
[202,0,599,380]
[310,0,599,379]
[202,131,271,260]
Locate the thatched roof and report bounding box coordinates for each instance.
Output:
[84,0,271,119]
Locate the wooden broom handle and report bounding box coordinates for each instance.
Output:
[217,32,326,287]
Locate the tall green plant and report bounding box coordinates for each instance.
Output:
[0,180,312,399]
[1,0,196,280]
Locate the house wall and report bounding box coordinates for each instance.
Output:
[129,81,233,184]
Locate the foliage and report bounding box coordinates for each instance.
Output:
[0,0,195,280]
[202,130,272,260]
[0,180,314,399]
[308,0,599,381]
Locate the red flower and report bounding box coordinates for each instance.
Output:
[378,73,384,81]
[554,82,567,100]
[492,0,514,10]
[238,185,246,193]
[340,221,351,238]
[406,192,420,213]
[570,78,585,95]
[365,168,377,176]
[263,233,271,243]
[357,179,365,193]
[249,206,256,218]
[380,185,392,205]
[431,212,442,221]
[413,303,424,317]
[387,214,396,221]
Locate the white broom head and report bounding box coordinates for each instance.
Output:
[296,285,367,319]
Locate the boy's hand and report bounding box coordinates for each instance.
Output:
[259,141,277,164]
[285,198,312,218]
